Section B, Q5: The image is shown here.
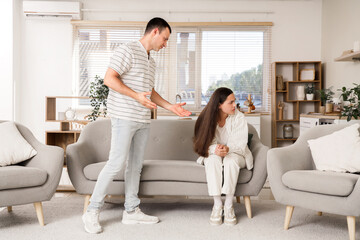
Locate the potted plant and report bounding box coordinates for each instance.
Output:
[87,75,109,121]
[339,83,360,121]
[316,87,334,114]
[339,86,352,107]
[305,83,315,100]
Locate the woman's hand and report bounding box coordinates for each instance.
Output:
[215,144,229,157]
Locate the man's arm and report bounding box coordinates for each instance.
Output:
[150,89,192,117]
[104,68,157,109]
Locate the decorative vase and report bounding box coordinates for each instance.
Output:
[296,85,305,100]
[319,106,326,115]
[65,107,76,120]
[326,103,333,113]
[283,124,294,139]
[306,94,314,100]
[276,75,285,90]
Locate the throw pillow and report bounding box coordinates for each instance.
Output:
[0,122,37,167]
[307,123,360,173]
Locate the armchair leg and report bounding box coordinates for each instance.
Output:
[236,196,241,204]
[84,195,91,214]
[317,211,322,216]
[33,202,45,226]
[284,205,294,230]
[347,216,355,240]
[7,206,12,212]
[243,196,252,218]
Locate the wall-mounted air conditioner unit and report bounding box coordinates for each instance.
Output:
[23,1,82,20]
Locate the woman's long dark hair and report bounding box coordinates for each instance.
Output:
[193,87,233,157]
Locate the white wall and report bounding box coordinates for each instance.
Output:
[321,0,360,94]
[16,0,323,146]
[0,0,14,121]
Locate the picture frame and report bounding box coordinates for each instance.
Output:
[300,69,315,81]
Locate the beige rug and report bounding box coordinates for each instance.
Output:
[0,193,355,240]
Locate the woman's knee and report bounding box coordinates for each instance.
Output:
[224,154,243,168]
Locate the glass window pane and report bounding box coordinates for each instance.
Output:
[201,31,263,108]
[176,32,196,105]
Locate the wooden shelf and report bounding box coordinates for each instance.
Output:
[46,120,90,123]
[335,51,360,61]
[45,97,90,163]
[276,119,299,122]
[286,100,320,102]
[46,130,82,133]
[271,61,322,148]
[287,80,321,83]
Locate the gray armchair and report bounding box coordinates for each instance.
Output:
[0,121,64,225]
[267,123,360,240]
[66,119,269,218]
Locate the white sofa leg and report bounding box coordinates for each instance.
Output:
[244,196,252,218]
[33,202,45,226]
[284,205,294,230]
[317,211,322,216]
[7,206,12,212]
[84,195,91,214]
[347,216,355,240]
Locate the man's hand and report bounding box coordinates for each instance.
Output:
[215,144,229,157]
[168,102,192,117]
[136,91,157,109]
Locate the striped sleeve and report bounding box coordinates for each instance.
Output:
[109,45,133,75]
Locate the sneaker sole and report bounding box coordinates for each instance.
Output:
[224,219,237,226]
[122,219,159,225]
[209,219,222,226]
[82,215,102,234]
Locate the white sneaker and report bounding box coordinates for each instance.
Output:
[224,206,237,225]
[122,207,159,224]
[209,206,223,225]
[82,209,102,234]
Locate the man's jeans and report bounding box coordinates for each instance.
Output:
[88,118,150,212]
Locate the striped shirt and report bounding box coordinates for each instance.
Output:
[107,41,156,123]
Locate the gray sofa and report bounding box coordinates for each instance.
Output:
[0,121,64,225]
[66,119,269,217]
[267,123,360,240]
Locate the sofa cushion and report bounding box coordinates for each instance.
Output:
[0,166,48,190]
[282,170,359,197]
[0,122,37,167]
[307,123,360,173]
[84,160,253,184]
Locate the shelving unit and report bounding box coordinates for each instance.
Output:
[271,61,322,148]
[45,96,90,160]
[46,96,90,191]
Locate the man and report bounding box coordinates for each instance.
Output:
[82,17,191,234]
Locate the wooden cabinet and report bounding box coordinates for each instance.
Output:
[271,61,322,148]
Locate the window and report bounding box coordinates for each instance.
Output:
[73,23,271,112]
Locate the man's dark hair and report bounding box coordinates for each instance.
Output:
[145,17,172,35]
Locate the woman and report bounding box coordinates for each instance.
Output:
[193,87,253,226]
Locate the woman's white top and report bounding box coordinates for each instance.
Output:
[215,124,229,145]
[196,109,254,170]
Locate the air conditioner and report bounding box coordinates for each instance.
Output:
[23,1,82,20]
